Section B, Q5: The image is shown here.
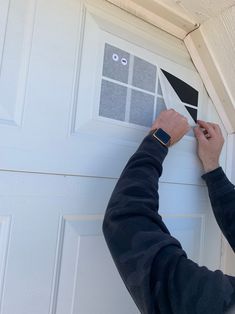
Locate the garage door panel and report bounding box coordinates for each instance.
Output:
[164,215,205,264]
[159,182,209,215]
[0,171,116,215]
[0,216,11,311]
[52,216,138,314]
[0,0,36,127]
[0,0,10,60]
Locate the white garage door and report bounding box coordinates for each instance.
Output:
[0,0,227,313]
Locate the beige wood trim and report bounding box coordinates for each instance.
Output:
[106,0,198,39]
[185,29,235,134]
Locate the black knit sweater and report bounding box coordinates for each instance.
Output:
[103,134,235,314]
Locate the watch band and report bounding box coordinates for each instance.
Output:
[152,128,171,147]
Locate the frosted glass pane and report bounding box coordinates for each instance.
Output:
[99,80,127,121]
[132,57,157,93]
[156,97,167,119]
[129,90,154,127]
[102,44,130,83]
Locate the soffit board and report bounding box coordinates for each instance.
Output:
[162,0,235,24]
[106,0,198,39]
[106,0,235,38]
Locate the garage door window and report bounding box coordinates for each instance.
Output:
[99,43,199,128]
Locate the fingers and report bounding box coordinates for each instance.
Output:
[194,126,207,142]
[197,120,216,138]
[207,122,223,137]
[197,120,224,142]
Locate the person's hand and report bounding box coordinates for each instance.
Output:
[194,120,224,173]
[150,109,190,146]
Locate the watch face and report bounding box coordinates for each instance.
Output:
[153,128,171,145]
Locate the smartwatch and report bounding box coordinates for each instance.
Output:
[152,128,171,147]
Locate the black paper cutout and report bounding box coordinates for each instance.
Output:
[161,69,199,107]
[185,106,197,122]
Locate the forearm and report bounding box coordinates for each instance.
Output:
[202,167,235,251]
[103,134,169,233]
[102,134,184,313]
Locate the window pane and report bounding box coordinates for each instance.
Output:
[129,90,154,127]
[99,80,127,121]
[132,57,157,93]
[102,44,130,83]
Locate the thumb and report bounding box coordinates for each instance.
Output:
[194,126,207,143]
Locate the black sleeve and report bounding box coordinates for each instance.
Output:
[102,134,235,314]
[202,168,235,252]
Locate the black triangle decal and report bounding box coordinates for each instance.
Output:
[161,69,199,107]
[185,106,197,122]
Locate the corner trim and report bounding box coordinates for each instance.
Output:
[106,0,199,39]
[185,29,235,133]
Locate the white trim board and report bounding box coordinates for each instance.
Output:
[106,0,199,39]
[184,29,235,134]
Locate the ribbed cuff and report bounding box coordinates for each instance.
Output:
[202,167,235,198]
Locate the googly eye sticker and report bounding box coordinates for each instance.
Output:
[112,53,119,62]
[121,58,128,66]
